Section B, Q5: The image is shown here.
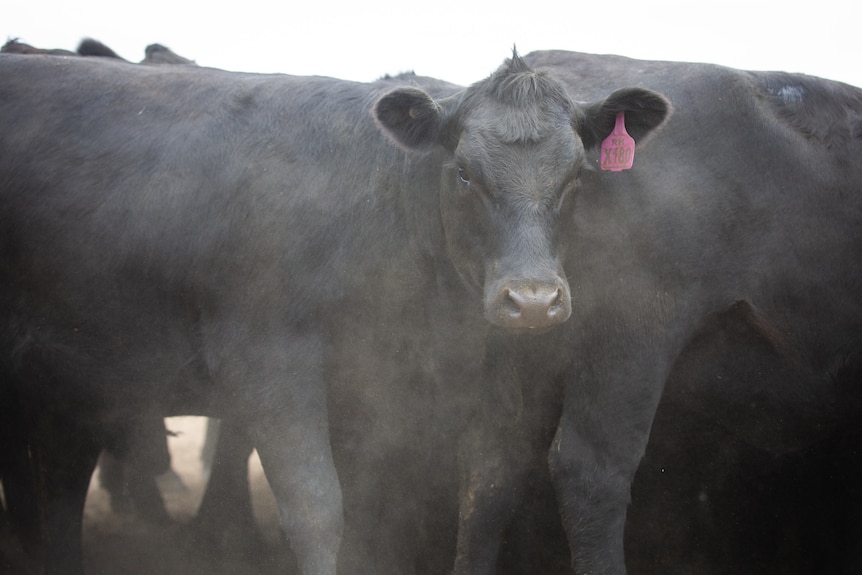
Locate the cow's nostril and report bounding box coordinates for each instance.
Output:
[504,288,525,319]
[547,288,564,315]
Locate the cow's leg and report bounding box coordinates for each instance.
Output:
[240,335,342,575]
[252,411,341,575]
[452,330,563,575]
[453,424,531,575]
[452,377,530,573]
[200,417,222,474]
[34,413,103,575]
[1,381,43,569]
[192,417,262,556]
[97,451,131,514]
[99,417,171,522]
[124,417,172,523]
[549,364,667,575]
[1,416,41,562]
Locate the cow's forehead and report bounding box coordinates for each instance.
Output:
[453,66,580,155]
[458,62,577,126]
[455,124,581,191]
[447,59,584,182]
[458,99,576,146]
[458,100,580,155]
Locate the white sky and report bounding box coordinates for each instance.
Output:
[3,1,859,88]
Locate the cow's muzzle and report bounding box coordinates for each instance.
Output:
[487,279,572,330]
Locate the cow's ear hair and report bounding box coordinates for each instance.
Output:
[374,87,444,151]
[580,88,672,149]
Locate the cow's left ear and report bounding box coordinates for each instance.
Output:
[580,88,672,149]
[374,87,446,151]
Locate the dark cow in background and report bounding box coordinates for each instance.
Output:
[76,38,196,65]
[625,301,862,574]
[142,43,196,65]
[0,50,669,575]
[0,39,75,56]
[1,38,195,65]
[441,50,862,574]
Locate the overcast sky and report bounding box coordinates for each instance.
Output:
[4,1,859,88]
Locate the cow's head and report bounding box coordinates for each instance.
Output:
[374,53,670,331]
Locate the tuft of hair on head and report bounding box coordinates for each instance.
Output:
[475,47,574,116]
[505,45,531,74]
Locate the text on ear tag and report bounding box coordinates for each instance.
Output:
[600,111,635,172]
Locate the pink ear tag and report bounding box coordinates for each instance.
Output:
[600,111,635,172]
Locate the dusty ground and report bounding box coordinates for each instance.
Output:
[4,412,848,574]
[81,416,296,575]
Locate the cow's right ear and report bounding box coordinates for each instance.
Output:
[374,87,444,151]
[580,88,672,149]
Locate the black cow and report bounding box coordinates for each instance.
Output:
[0,51,669,575]
[446,50,862,574]
[625,301,862,573]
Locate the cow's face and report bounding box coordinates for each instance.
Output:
[374,54,671,331]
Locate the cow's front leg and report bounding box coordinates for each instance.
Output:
[254,417,342,575]
[453,422,530,575]
[452,336,524,575]
[192,417,263,555]
[239,333,342,575]
[453,330,562,575]
[36,411,104,575]
[550,366,668,575]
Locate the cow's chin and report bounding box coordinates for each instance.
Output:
[496,323,562,336]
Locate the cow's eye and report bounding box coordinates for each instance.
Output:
[558,180,576,208]
[457,166,471,186]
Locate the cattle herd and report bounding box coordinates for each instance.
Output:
[1,37,861,575]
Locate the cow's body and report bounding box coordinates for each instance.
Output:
[0,52,669,574]
[449,50,862,574]
[0,55,468,575]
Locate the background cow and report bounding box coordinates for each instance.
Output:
[0,38,75,55]
[1,38,194,65]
